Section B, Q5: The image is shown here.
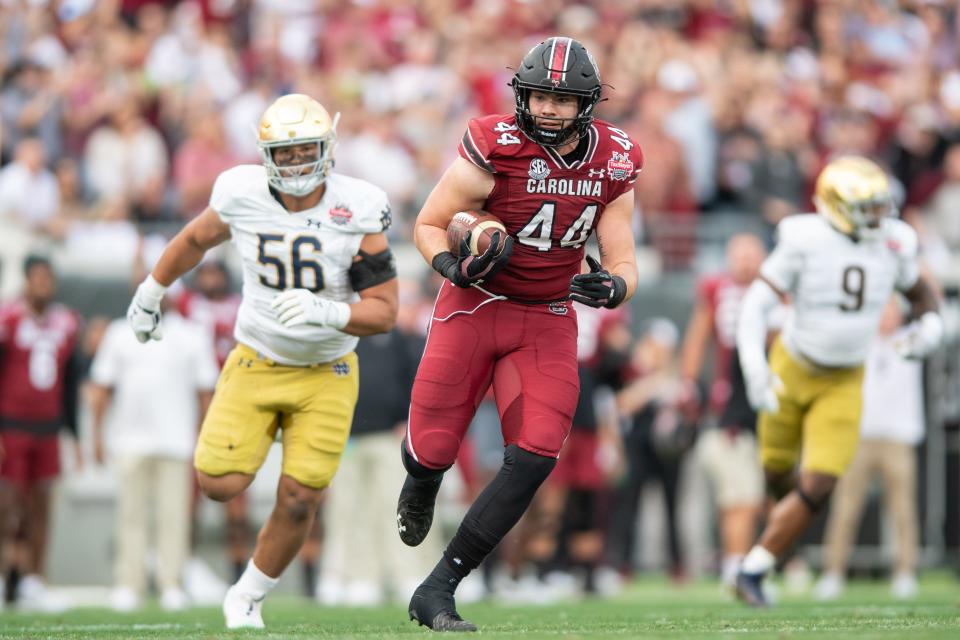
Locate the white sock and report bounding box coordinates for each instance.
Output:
[234,560,279,600]
[722,554,743,586]
[741,546,775,575]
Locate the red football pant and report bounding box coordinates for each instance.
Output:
[407,283,580,469]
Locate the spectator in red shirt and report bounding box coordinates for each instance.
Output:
[173,103,241,218]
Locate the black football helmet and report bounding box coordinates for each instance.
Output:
[512,37,602,147]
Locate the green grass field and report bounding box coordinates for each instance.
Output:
[2,576,958,639]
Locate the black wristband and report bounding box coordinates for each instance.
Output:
[431,251,457,275]
[432,251,466,286]
[606,275,627,308]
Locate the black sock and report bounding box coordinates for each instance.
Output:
[302,561,316,598]
[582,562,597,593]
[424,556,466,593]
[426,445,556,592]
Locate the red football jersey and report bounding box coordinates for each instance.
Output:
[696,273,747,412]
[458,114,644,302]
[176,289,240,367]
[0,299,80,429]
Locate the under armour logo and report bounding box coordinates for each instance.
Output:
[332,361,350,376]
[246,595,264,615]
[453,557,462,565]
[397,514,406,533]
[305,218,323,229]
[588,168,605,179]
[238,357,253,368]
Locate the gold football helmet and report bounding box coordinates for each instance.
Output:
[257,94,339,196]
[813,156,896,239]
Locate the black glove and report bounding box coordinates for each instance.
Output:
[569,255,627,308]
[432,231,514,288]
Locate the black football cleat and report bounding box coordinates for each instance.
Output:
[408,584,477,632]
[397,475,442,547]
[735,571,769,608]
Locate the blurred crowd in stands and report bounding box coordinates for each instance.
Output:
[2,0,960,272]
[1,0,958,611]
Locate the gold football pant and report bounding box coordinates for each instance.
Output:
[758,338,864,478]
[194,344,359,489]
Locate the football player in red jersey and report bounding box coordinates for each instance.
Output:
[397,37,643,631]
[680,234,768,589]
[0,256,80,611]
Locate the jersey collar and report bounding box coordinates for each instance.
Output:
[543,124,598,170]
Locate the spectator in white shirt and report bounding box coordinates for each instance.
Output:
[815,299,925,601]
[82,95,168,220]
[0,137,60,232]
[89,307,219,612]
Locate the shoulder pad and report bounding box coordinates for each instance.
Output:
[883,218,918,257]
[324,175,392,234]
[594,121,644,185]
[210,165,268,220]
[774,213,826,246]
[459,114,527,171]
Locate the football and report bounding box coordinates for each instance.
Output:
[446,210,508,257]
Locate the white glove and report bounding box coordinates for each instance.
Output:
[894,312,944,360]
[743,363,783,414]
[271,289,351,329]
[127,275,167,343]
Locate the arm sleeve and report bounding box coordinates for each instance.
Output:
[759,221,803,294]
[736,279,781,376]
[457,118,496,173]
[893,224,921,291]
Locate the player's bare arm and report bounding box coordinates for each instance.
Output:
[569,190,638,309]
[152,207,232,286]
[343,232,398,336]
[902,273,939,316]
[413,157,495,264]
[127,207,232,343]
[594,190,639,298]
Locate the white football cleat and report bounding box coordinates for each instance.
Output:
[223,585,265,629]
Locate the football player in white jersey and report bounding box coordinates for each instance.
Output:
[733,156,942,606]
[126,94,398,627]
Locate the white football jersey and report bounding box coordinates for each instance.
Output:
[761,214,919,368]
[210,165,390,365]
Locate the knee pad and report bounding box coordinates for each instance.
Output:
[401,438,450,480]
